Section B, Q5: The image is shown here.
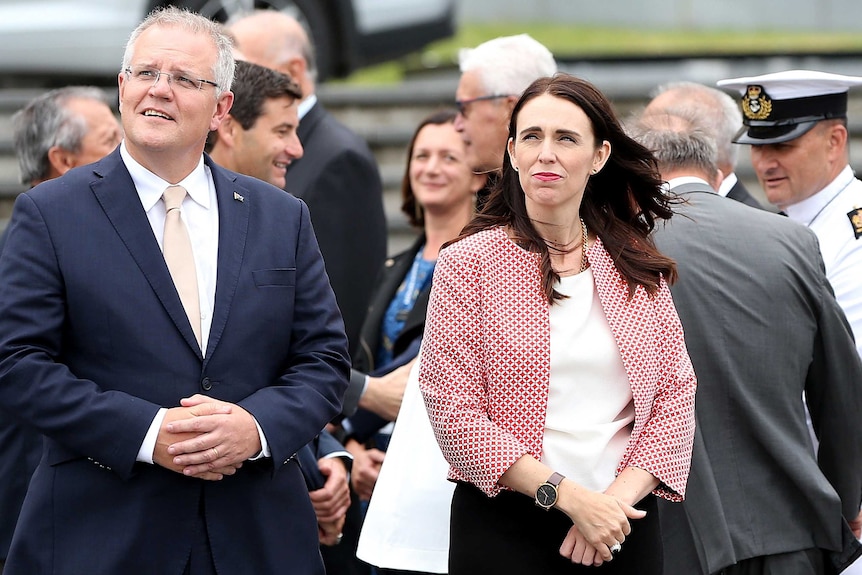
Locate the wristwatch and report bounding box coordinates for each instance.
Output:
[535,472,565,510]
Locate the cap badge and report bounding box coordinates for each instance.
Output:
[848,206,862,240]
[742,85,773,120]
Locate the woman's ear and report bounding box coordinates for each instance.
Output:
[593,139,611,173]
[507,137,517,170]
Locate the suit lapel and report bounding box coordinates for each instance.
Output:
[204,157,249,363]
[90,150,203,356]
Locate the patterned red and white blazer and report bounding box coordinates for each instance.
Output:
[419,226,696,501]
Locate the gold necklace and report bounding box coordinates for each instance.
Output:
[579,217,588,273]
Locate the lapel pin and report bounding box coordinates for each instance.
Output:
[233,191,244,202]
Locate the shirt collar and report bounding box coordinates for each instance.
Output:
[667,176,713,190]
[784,164,855,224]
[120,141,212,212]
[717,172,737,197]
[298,94,317,120]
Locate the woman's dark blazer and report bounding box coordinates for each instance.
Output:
[346,234,430,441]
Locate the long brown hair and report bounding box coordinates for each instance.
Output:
[458,73,677,302]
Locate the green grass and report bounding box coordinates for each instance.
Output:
[339,23,862,85]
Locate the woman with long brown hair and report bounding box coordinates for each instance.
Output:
[419,74,696,574]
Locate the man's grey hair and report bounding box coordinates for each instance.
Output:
[459,34,557,97]
[651,81,741,170]
[11,86,111,185]
[628,108,720,182]
[122,6,235,95]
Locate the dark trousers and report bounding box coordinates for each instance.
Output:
[716,549,827,575]
[321,488,371,575]
[449,481,661,575]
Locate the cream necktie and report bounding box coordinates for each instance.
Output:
[162,184,202,347]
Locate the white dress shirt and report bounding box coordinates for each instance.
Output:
[120,143,270,463]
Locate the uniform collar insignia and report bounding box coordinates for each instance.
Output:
[848,206,862,239]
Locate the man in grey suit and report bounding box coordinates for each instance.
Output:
[629,109,862,574]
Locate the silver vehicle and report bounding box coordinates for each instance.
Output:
[0,0,456,83]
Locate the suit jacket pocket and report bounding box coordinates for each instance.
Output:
[253,268,297,288]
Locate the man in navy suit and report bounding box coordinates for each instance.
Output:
[0,7,349,575]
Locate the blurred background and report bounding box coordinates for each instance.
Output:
[2,0,862,252]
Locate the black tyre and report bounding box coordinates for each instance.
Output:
[164,0,338,81]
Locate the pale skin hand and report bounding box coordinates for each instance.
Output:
[310,457,351,524]
[153,400,242,481]
[850,509,862,539]
[345,438,385,501]
[358,359,416,421]
[499,455,647,565]
[165,394,262,477]
[311,457,350,545]
[318,514,346,547]
[560,466,659,566]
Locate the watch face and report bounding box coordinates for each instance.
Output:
[536,484,557,507]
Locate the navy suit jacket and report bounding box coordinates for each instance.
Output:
[0,149,350,574]
[286,100,386,356]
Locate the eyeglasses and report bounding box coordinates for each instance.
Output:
[124,66,219,91]
[455,94,511,118]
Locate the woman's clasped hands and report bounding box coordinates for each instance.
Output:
[557,486,646,567]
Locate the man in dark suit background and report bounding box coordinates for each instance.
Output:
[228,10,387,364]
[0,8,348,574]
[629,108,862,574]
[645,81,764,209]
[0,85,123,573]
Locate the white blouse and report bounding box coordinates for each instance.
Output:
[542,269,634,492]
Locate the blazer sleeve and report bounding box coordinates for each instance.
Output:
[419,247,529,497]
[0,193,160,478]
[624,280,697,501]
[237,200,351,470]
[804,248,862,520]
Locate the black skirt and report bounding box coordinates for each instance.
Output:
[449,481,662,575]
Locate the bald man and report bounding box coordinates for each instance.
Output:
[229,11,386,363]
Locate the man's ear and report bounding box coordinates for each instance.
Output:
[215,115,238,147]
[827,122,849,157]
[46,145,76,177]
[282,56,306,86]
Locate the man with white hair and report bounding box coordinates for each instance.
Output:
[645,81,763,208]
[454,34,557,177]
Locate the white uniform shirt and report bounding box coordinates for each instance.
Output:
[785,165,862,359]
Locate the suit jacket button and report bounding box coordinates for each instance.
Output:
[201,377,212,391]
